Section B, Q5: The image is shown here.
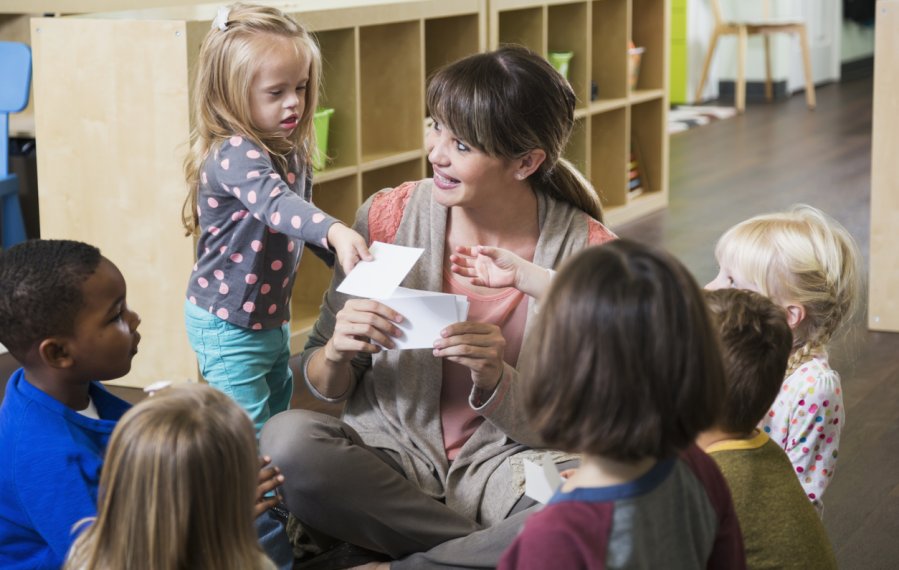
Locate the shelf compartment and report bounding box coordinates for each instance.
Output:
[496,7,544,52]
[360,20,423,161]
[362,158,424,203]
[592,0,628,101]
[426,14,482,80]
[564,116,589,177]
[631,0,666,91]
[590,107,628,209]
[630,98,664,197]
[316,28,358,171]
[548,2,589,107]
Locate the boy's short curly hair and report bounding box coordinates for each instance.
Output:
[704,288,793,434]
[0,240,102,361]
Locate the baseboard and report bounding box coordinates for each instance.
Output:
[717,79,789,102]
[841,56,874,82]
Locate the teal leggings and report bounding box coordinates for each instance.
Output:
[184,300,293,433]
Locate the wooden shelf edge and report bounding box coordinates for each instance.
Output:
[629,88,666,105]
[314,165,359,183]
[360,149,425,172]
[588,97,629,114]
[603,192,667,228]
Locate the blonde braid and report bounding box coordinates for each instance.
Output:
[785,342,825,378]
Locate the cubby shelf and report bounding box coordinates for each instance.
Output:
[31,0,667,388]
[489,0,670,228]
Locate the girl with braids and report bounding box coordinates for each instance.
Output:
[261,45,614,568]
[706,204,861,513]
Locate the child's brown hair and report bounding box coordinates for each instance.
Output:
[526,240,725,461]
[705,289,793,435]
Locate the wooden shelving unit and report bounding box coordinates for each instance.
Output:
[488,0,669,226]
[30,0,486,387]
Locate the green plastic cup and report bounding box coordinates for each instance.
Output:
[547,51,574,80]
[313,107,334,171]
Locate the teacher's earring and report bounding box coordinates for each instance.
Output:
[515,173,525,180]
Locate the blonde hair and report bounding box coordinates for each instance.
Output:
[426,46,603,221]
[714,204,861,375]
[182,2,322,235]
[64,384,272,570]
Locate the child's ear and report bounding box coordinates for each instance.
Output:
[514,149,547,181]
[785,304,807,330]
[37,338,75,369]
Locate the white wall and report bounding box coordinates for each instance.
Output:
[841,20,875,61]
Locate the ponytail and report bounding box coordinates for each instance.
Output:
[540,158,604,223]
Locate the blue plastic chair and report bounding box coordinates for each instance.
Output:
[0,41,32,249]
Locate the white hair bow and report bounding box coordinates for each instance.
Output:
[212,6,230,31]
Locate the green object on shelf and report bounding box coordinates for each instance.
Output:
[312,107,334,171]
[547,51,574,80]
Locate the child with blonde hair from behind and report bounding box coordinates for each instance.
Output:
[65,383,276,570]
[706,205,861,511]
[182,3,371,431]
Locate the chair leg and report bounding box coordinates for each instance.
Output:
[797,27,817,109]
[0,175,28,249]
[694,29,719,103]
[764,35,773,102]
[736,26,748,113]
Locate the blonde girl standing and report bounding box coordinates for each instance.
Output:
[64,384,275,570]
[707,204,861,511]
[182,3,370,431]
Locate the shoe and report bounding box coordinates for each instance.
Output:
[295,542,390,570]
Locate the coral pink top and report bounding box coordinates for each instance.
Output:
[440,271,528,460]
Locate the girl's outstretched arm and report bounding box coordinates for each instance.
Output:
[450,245,553,300]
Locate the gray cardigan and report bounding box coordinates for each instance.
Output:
[300,180,602,524]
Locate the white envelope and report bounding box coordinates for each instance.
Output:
[337,241,424,299]
[523,455,563,504]
[380,288,469,349]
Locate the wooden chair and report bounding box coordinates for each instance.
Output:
[694,0,816,113]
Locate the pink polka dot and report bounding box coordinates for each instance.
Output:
[230,253,244,263]
[261,284,272,294]
[823,400,830,407]
[271,260,283,271]
[243,302,255,313]
[254,213,262,220]
[196,205,201,216]
[312,213,326,223]
[229,136,243,147]
[268,304,278,314]
[321,238,329,248]
[207,197,219,208]
[269,173,281,180]
[287,241,295,252]
[268,227,279,234]
[291,215,301,229]
[252,323,263,330]
[246,149,261,159]
[193,263,198,271]
[219,283,229,294]
[248,191,257,204]
[219,246,227,254]
[271,212,281,225]
[201,172,208,184]
[216,307,229,319]
[809,404,818,414]
[189,296,197,304]
[214,269,225,280]
[247,171,260,179]
[209,226,220,236]
[220,158,230,170]
[282,277,290,288]
[198,277,209,288]
[245,273,258,284]
[204,247,210,254]
[287,172,297,184]
[233,187,241,198]
[231,211,243,221]
[270,188,281,198]
[251,240,263,252]
[796,466,804,473]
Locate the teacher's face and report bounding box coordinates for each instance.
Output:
[426,119,519,209]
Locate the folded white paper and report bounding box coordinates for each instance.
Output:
[337,241,424,299]
[523,455,563,504]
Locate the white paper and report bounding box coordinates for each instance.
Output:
[337,242,424,299]
[523,455,563,504]
[380,288,466,349]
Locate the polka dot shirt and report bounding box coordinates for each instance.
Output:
[186,136,337,330]
[759,355,844,509]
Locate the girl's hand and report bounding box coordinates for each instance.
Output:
[327,223,373,275]
[255,455,284,518]
[433,322,506,392]
[450,245,552,300]
[324,299,405,364]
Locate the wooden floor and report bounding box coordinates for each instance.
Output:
[616,72,899,569]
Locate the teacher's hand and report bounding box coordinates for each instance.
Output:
[433,322,506,392]
[324,299,404,364]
